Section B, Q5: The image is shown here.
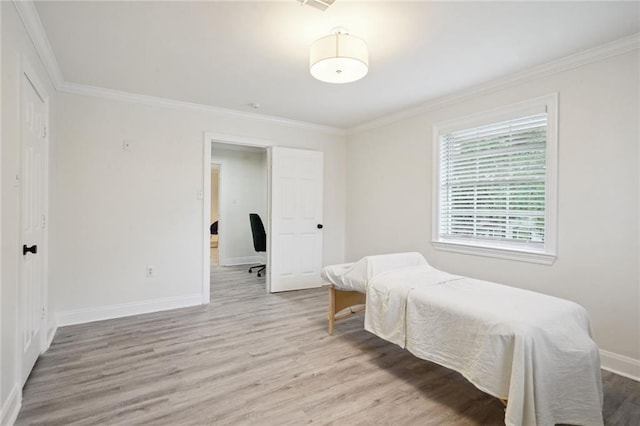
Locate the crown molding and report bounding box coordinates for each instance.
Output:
[14,0,638,137]
[13,0,345,136]
[347,32,640,135]
[58,82,346,135]
[13,0,64,88]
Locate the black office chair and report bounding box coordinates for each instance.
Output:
[248,213,266,277]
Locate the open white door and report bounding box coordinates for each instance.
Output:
[20,72,47,384]
[269,147,323,292]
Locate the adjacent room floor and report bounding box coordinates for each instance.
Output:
[16,266,640,425]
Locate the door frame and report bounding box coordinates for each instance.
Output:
[202,132,273,302]
[18,57,51,382]
[210,163,221,266]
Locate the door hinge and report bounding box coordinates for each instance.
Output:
[42,214,46,229]
[42,125,47,138]
[41,307,45,320]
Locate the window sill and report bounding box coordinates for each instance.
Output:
[432,240,556,265]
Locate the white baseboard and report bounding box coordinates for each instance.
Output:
[45,323,58,349]
[600,349,640,382]
[220,255,265,266]
[56,294,203,327]
[1,384,21,426]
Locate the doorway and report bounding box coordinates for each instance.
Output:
[210,143,267,273]
[201,133,325,303]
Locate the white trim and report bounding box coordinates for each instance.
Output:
[12,0,63,88]
[0,384,21,426]
[432,94,558,265]
[0,3,3,418]
[433,93,554,134]
[266,148,273,293]
[432,241,555,265]
[210,162,222,275]
[59,82,345,135]
[13,0,639,135]
[216,160,226,267]
[637,30,640,389]
[220,256,266,267]
[544,93,559,262]
[15,0,344,134]
[56,294,203,327]
[207,132,274,149]
[349,33,640,135]
[600,350,640,382]
[45,322,57,351]
[202,135,212,304]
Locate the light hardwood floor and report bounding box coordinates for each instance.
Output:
[16,266,640,425]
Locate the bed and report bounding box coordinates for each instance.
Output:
[321,252,603,426]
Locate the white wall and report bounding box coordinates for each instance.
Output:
[211,147,267,265]
[50,91,346,324]
[346,50,640,378]
[1,2,56,423]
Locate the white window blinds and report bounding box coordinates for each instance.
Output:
[438,112,548,250]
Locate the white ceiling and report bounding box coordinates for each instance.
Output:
[34,1,639,129]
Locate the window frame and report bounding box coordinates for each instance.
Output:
[432,94,558,265]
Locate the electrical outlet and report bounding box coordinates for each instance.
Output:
[146,266,154,278]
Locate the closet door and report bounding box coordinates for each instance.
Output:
[20,71,47,384]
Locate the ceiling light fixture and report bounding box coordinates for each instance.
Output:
[310,27,369,84]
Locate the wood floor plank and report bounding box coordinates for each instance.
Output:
[16,265,640,425]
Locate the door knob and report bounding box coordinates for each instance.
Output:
[23,244,37,255]
[317,224,323,229]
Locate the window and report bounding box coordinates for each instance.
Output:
[432,94,557,264]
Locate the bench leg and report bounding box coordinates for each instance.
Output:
[327,285,365,335]
[328,286,336,335]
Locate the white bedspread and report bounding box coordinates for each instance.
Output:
[364,266,455,346]
[365,267,603,426]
